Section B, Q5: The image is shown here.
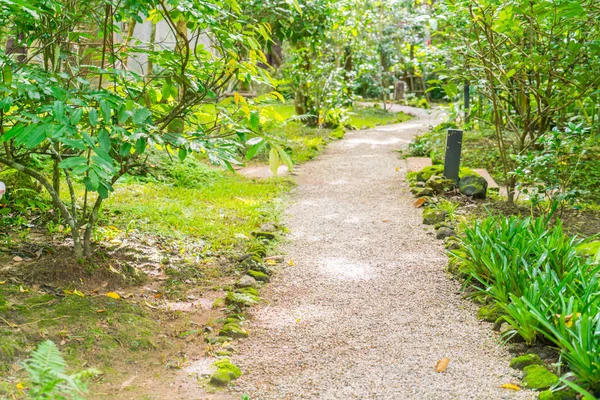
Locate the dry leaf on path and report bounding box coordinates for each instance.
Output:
[435,358,450,373]
[500,383,520,391]
[106,292,120,299]
[288,259,295,266]
[414,198,426,208]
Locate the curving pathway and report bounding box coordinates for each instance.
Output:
[229,105,533,399]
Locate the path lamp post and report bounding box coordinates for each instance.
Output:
[443,129,463,182]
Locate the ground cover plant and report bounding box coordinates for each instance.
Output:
[449,212,600,395]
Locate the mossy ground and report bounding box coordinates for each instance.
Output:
[522,364,559,390]
[0,155,290,398]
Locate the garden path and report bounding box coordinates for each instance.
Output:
[229,105,533,399]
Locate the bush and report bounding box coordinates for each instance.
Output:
[450,214,600,394]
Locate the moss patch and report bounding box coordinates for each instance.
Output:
[522,365,559,390]
[247,270,270,282]
[219,323,249,338]
[538,389,577,400]
[423,208,448,225]
[209,358,242,386]
[477,303,505,323]
[510,353,542,370]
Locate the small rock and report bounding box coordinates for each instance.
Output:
[506,343,529,354]
[436,227,457,240]
[426,176,456,194]
[209,369,235,386]
[522,365,559,391]
[509,353,542,370]
[459,174,488,199]
[247,270,270,282]
[259,222,278,232]
[219,323,248,338]
[499,322,512,336]
[423,209,448,225]
[527,346,557,361]
[264,255,285,263]
[236,275,257,288]
[414,187,434,197]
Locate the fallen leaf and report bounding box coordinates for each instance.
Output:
[266,259,278,266]
[288,259,295,266]
[16,382,24,390]
[435,358,450,373]
[414,198,426,208]
[382,219,389,223]
[106,292,120,299]
[144,300,159,309]
[72,290,85,297]
[395,167,400,172]
[96,309,105,313]
[13,256,23,262]
[500,383,520,391]
[19,285,29,293]
[0,281,5,285]
[154,293,162,299]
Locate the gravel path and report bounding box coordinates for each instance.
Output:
[230,105,533,399]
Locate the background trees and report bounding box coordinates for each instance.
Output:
[0,0,277,256]
[438,0,600,202]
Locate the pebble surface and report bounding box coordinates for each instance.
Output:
[229,105,534,400]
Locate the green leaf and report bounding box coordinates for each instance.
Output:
[117,105,129,124]
[274,144,293,171]
[506,69,516,79]
[135,137,147,154]
[83,170,100,191]
[0,124,24,143]
[98,129,111,152]
[245,138,267,160]
[53,101,65,121]
[2,65,12,84]
[70,108,83,125]
[119,142,132,157]
[100,100,111,122]
[249,111,260,131]
[269,146,279,176]
[443,82,458,98]
[59,156,88,169]
[178,147,187,162]
[132,108,152,125]
[89,108,98,127]
[26,124,48,148]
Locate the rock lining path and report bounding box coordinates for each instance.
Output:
[229,105,533,399]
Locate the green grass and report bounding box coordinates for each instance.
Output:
[0,283,161,398]
[259,102,412,164]
[105,157,291,255]
[347,105,412,129]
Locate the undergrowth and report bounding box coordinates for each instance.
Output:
[449,212,600,395]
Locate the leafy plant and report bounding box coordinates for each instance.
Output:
[450,214,600,393]
[513,123,594,212]
[22,340,100,399]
